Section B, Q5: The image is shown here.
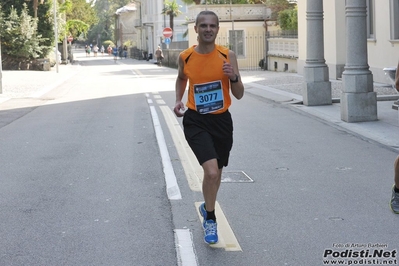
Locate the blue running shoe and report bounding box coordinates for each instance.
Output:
[390,185,399,214]
[199,203,207,228]
[203,220,218,244]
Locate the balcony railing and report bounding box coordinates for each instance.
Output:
[267,30,298,39]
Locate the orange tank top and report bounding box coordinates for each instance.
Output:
[181,45,231,114]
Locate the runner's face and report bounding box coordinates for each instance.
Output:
[194,15,219,44]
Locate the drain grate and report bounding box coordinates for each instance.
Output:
[221,171,253,183]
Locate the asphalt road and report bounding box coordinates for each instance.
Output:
[0,52,397,266]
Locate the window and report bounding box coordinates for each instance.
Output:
[229,30,244,56]
[390,0,399,40]
[366,0,375,39]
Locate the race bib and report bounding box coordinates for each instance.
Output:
[193,81,224,114]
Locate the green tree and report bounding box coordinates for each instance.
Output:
[1,0,54,57]
[162,0,182,40]
[264,0,295,21]
[37,0,54,56]
[0,4,47,69]
[66,0,97,38]
[278,7,297,30]
[88,0,131,45]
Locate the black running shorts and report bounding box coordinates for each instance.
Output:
[183,109,233,169]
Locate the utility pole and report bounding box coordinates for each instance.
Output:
[53,0,59,73]
[61,0,68,64]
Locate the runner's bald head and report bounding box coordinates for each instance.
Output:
[195,10,219,26]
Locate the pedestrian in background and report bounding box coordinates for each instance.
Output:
[86,45,91,57]
[155,46,163,66]
[123,45,128,59]
[390,61,399,214]
[118,46,123,59]
[93,45,98,57]
[173,10,244,244]
[112,46,118,62]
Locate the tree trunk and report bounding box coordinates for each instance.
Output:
[170,14,174,40]
[33,0,38,18]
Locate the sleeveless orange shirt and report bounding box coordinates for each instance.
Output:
[181,45,232,114]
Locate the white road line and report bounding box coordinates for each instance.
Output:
[149,105,182,200]
[174,229,198,266]
[159,106,202,192]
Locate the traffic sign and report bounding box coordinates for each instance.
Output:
[163,27,173,38]
[164,38,171,45]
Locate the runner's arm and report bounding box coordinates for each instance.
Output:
[174,55,188,117]
[227,50,244,99]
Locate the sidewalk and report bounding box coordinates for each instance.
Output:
[0,63,80,102]
[241,70,399,152]
[1,57,398,152]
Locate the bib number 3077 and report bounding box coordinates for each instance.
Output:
[198,93,218,103]
[193,80,224,114]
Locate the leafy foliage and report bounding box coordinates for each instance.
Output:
[66,0,97,39]
[1,4,47,60]
[88,0,131,45]
[36,0,54,56]
[66,19,90,39]
[1,0,54,59]
[264,0,295,21]
[278,6,297,30]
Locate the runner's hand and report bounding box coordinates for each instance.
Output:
[174,102,186,117]
[223,61,235,80]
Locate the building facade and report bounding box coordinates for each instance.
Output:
[297,0,399,84]
[186,4,271,70]
[115,0,189,57]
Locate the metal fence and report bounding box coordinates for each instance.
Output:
[215,31,266,71]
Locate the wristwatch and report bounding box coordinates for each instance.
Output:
[230,74,239,83]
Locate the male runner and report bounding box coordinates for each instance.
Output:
[174,10,244,244]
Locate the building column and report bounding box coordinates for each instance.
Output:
[341,0,377,122]
[302,0,331,106]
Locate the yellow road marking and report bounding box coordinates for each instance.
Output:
[195,202,242,252]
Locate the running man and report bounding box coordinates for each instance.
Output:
[173,10,244,244]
